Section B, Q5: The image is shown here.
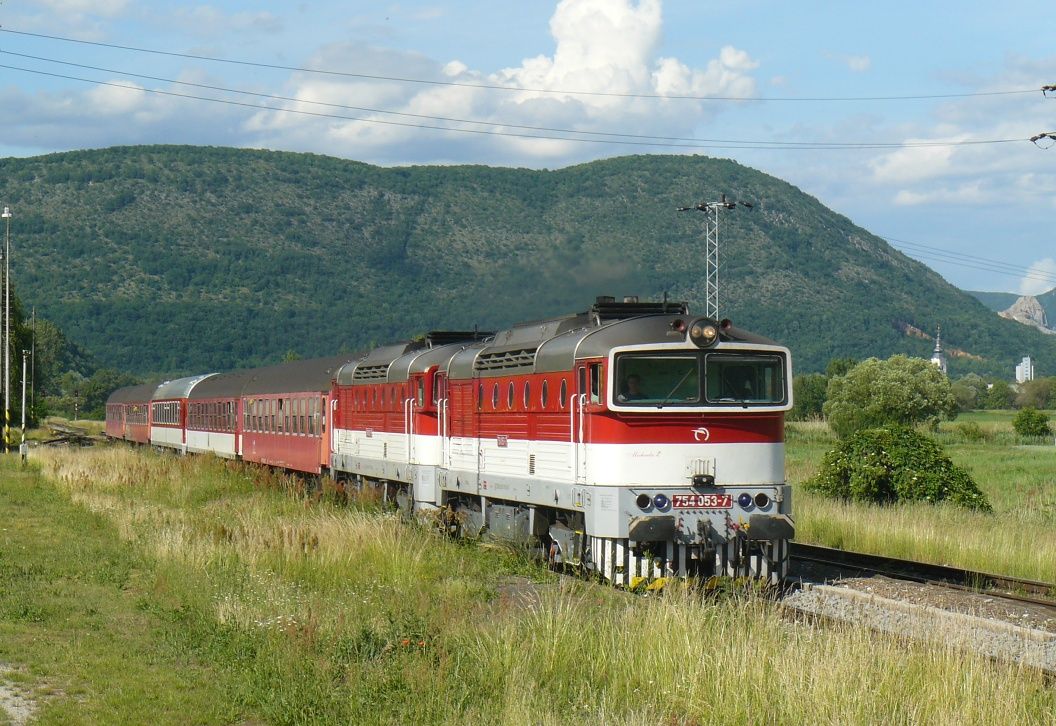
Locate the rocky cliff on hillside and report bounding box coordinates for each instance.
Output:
[1000,295,1056,334]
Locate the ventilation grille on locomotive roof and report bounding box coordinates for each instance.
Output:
[473,348,538,371]
[591,297,689,322]
[426,330,494,347]
[351,364,389,382]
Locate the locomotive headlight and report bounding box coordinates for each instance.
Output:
[754,492,771,508]
[636,493,652,510]
[653,493,670,510]
[689,319,720,348]
[737,492,753,508]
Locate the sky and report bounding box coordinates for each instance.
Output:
[0,0,1053,296]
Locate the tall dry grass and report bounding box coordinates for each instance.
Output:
[32,446,1056,724]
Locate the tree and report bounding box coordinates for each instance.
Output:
[950,380,978,412]
[1012,408,1052,438]
[825,357,857,379]
[983,379,1014,409]
[822,355,957,438]
[1015,377,1055,410]
[789,373,827,420]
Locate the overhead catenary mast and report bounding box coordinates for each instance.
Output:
[677,194,753,320]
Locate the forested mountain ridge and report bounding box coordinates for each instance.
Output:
[2,145,1052,378]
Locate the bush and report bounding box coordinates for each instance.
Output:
[805,426,991,511]
[1011,408,1052,438]
[955,421,990,443]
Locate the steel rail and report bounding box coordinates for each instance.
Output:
[789,542,1056,610]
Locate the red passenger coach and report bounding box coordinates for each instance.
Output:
[240,356,358,475]
[105,382,159,444]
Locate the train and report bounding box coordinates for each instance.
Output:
[106,296,795,586]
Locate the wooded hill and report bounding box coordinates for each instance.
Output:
[2,146,1052,379]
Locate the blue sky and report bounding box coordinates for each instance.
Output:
[1,0,1053,295]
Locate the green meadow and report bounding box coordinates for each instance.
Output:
[787,412,1056,583]
[0,445,1050,724]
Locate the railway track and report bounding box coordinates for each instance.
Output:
[784,542,1056,679]
[789,541,1056,609]
[794,540,1056,620]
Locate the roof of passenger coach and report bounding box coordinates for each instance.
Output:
[187,368,257,400]
[151,374,216,401]
[242,355,360,396]
[106,382,162,405]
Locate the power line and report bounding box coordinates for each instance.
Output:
[0,27,1044,103]
[4,50,1036,150]
[883,237,1056,287]
[0,61,1032,152]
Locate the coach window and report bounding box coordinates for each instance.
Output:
[559,379,567,409]
[491,383,499,410]
[541,380,549,408]
[300,399,306,435]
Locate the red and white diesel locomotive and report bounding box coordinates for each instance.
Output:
[106,297,795,584]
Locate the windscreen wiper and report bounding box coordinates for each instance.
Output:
[656,369,695,408]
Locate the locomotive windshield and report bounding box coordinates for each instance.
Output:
[614,351,786,407]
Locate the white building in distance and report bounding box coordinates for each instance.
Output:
[1015,356,1035,383]
[930,326,947,375]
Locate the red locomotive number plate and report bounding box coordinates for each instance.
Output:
[672,493,733,509]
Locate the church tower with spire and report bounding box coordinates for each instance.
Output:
[930,325,948,375]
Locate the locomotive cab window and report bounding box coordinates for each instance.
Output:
[704,353,786,405]
[613,351,786,407]
[615,353,699,406]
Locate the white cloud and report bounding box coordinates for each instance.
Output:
[171,6,283,35]
[1019,258,1056,296]
[869,140,961,184]
[247,0,759,163]
[892,181,986,206]
[32,0,128,16]
[846,55,871,72]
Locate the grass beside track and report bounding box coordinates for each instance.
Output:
[0,446,1051,724]
[787,417,1056,585]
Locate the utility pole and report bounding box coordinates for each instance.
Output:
[30,307,34,427]
[677,194,753,320]
[2,206,10,454]
[20,349,27,463]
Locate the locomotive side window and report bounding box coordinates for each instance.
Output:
[559,379,567,409]
[541,380,549,408]
[523,382,530,409]
[477,383,484,410]
[507,382,514,409]
[589,364,602,405]
[492,383,499,410]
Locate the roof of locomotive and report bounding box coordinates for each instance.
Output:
[335,332,493,385]
[107,381,161,405]
[152,374,215,401]
[242,354,360,396]
[447,300,784,379]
